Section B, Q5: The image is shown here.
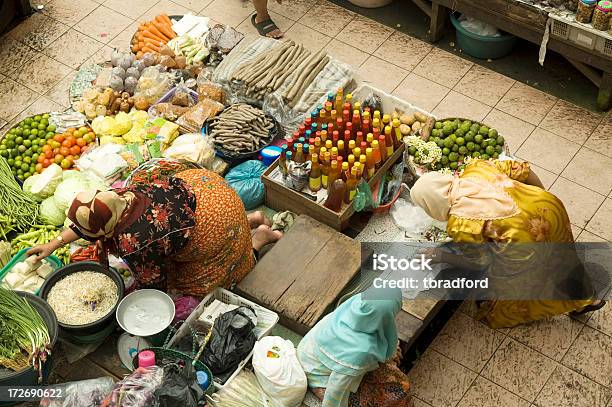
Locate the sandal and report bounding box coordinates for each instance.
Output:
[570,299,607,316]
[251,14,283,39]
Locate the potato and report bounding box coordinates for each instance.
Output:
[400,114,415,126]
[400,124,411,135]
[414,112,428,123]
[412,122,422,133]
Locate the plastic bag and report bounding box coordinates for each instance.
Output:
[163,133,216,169]
[153,363,202,407]
[135,66,173,105]
[173,296,200,323]
[225,160,266,210]
[390,193,447,236]
[197,67,226,104]
[353,180,378,212]
[252,337,307,407]
[207,370,284,407]
[176,98,225,133]
[201,306,257,376]
[458,14,501,37]
[101,366,164,407]
[40,377,115,407]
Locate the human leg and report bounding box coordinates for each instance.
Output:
[252,0,283,38]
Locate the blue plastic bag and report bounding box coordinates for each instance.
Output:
[225,160,267,210]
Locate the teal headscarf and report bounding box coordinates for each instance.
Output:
[312,288,402,376]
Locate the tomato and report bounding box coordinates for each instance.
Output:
[65,155,74,163]
[52,148,60,155]
[67,135,77,145]
[53,134,65,143]
[62,139,72,148]
[76,138,87,147]
[42,159,51,168]
[60,159,71,169]
[41,144,52,152]
[66,127,77,135]
[83,133,95,143]
[50,140,61,149]
[69,145,80,156]
[59,147,70,156]
[35,163,43,173]
[37,155,44,163]
[44,150,54,159]
[54,154,64,164]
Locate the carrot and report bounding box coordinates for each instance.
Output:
[142,30,165,44]
[158,13,172,26]
[153,20,175,40]
[132,43,140,53]
[141,46,158,54]
[143,40,161,53]
[147,24,170,42]
[136,51,144,59]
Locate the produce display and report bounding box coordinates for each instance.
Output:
[37,126,97,172]
[406,118,505,172]
[0,157,40,237]
[1,255,54,293]
[209,103,274,154]
[131,14,178,59]
[109,50,145,94]
[230,41,330,105]
[1,114,58,181]
[46,271,119,325]
[0,287,51,375]
[9,225,70,264]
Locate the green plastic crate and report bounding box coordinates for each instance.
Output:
[0,248,63,296]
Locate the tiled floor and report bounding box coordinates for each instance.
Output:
[1,1,612,406]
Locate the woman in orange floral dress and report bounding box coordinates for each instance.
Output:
[409,159,605,328]
[29,165,282,297]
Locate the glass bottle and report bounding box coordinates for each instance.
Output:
[592,1,612,30]
[314,137,322,155]
[366,148,375,180]
[371,140,382,169]
[353,147,362,159]
[324,179,346,212]
[294,143,305,164]
[325,140,333,151]
[309,153,322,192]
[359,154,367,174]
[345,166,359,204]
[336,118,344,134]
[303,144,310,161]
[341,161,350,182]
[576,0,597,23]
[321,152,331,189]
[321,130,328,144]
[378,135,388,162]
[382,114,391,129]
[366,133,374,146]
[279,144,288,175]
[384,125,394,157]
[348,154,356,170]
[328,160,340,188]
[392,118,402,149]
[337,140,345,159]
[355,131,364,146]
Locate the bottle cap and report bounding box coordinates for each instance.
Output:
[597,0,612,10]
[138,350,155,368]
[348,154,355,163]
[342,161,349,170]
[372,140,379,148]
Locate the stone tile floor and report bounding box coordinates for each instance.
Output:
[1,0,612,406]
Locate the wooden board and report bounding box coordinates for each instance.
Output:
[236,215,361,335]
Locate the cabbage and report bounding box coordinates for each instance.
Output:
[40,196,66,226]
[23,164,62,201]
[62,170,83,182]
[54,178,89,212]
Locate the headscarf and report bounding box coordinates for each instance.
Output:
[410,172,520,222]
[67,190,130,239]
[312,288,402,376]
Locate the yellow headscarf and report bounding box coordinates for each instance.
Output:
[410,172,520,222]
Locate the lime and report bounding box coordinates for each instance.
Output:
[22,129,30,137]
[495,145,503,154]
[17,174,24,181]
[24,118,33,125]
[24,172,32,179]
[485,145,495,155]
[452,144,459,152]
[32,139,39,146]
[488,139,497,147]
[479,126,489,136]
[46,124,56,132]
[23,139,31,147]
[449,162,458,170]
[472,151,481,158]
[32,153,39,161]
[15,136,23,145]
[449,134,457,142]
[431,129,440,138]
[37,123,46,131]
[42,113,49,119]
[481,154,490,160]
[459,146,468,155]
[456,137,465,146]
[456,128,465,137]
[408,146,417,155]
[462,120,472,127]
[441,156,449,165]
[30,129,38,136]
[17,145,26,154]
[0,150,7,158]
[449,152,459,162]
[23,157,31,165]
[24,148,33,156]
[444,138,454,149]
[20,163,29,171]
[0,144,5,150]
[436,138,444,148]
[34,115,42,122]
[481,141,488,149]
[470,124,480,133]
[442,147,450,155]
[466,142,475,151]
[7,158,14,166]
[465,132,474,142]
[443,120,452,128]
[46,133,54,140]
[492,152,499,159]
[496,135,505,146]
[442,124,453,136]
[435,121,443,130]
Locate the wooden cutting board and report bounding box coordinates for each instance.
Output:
[236,215,361,335]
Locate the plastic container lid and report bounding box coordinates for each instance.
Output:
[581,0,597,5]
[138,350,155,368]
[597,0,612,10]
[261,146,282,166]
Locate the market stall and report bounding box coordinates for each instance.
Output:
[0,9,501,407]
[424,0,612,110]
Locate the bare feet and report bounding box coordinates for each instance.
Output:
[247,211,272,229]
[252,224,283,251]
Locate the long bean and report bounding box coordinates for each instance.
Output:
[0,157,39,234]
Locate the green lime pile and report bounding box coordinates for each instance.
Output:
[427,118,504,170]
[0,114,57,181]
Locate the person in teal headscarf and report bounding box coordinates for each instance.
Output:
[297,288,408,407]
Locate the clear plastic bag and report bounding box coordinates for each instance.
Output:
[176,98,225,134]
[390,191,447,237]
[197,68,226,104]
[162,133,216,169]
[101,366,164,407]
[134,66,173,105]
[40,377,115,406]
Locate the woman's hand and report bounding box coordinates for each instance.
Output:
[26,243,56,263]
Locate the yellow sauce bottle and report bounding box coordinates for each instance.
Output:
[366,148,375,180]
[345,166,358,204]
[321,152,331,189]
[309,153,322,192]
[353,147,361,159]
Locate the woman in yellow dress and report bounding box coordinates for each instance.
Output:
[410,159,605,328]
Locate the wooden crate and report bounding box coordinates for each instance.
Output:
[262,143,405,231]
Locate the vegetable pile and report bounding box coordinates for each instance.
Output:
[0,287,51,377]
[209,103,274,154]
[131,14,177,59]
[37,126,96,172]
[0,114,57,182]
[0,157,40,238]
[10,225,70,264]
[407,118,505,171]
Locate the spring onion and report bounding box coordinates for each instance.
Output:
[0,288,51,381]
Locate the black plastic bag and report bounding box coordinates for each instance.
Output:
[201,306,257,376]
[153,363,203,407]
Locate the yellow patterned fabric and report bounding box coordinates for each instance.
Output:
[447,159,594,328]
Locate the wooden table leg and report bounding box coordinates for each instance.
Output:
[429,2,449,43]
[597,72,612,111]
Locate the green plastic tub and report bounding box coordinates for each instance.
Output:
[0,248,63,295]
[450,13,517,59]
